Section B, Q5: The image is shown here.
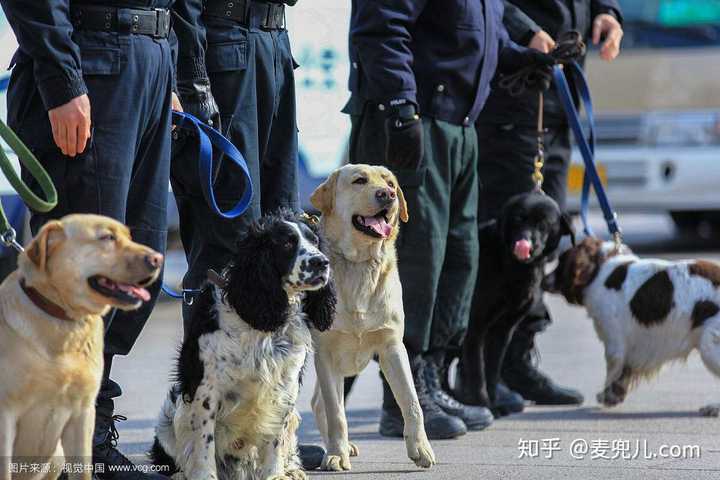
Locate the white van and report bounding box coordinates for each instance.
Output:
[567,0,720,233]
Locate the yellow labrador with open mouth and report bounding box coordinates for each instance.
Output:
[310,164,436,471]
[0,214,162,480]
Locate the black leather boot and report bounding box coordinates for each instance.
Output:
[93,378,166,480]
[424,353,493,431]
[502,326,583,405]
[492,382,525,417]
[379,354,466,440]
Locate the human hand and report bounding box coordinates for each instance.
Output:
[529,30,556,53]
[171,92,184,112]
[48,94,91,157]
[177,79,220,129]
[592,13,623,61]
[385,112,423,170]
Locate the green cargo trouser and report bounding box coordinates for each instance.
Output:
[349,105,479,355]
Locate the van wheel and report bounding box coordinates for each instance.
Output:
[671,211,720,238]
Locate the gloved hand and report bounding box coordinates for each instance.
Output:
[499,47,556,92]
[384,104,423,170]
[177,78,221,130]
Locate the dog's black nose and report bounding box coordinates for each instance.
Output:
[145,252,164,270]
[375,188,396,205]
[309,255,329,270]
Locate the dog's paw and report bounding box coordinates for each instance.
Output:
[700,404,720,417]
[170,473,186,480]
[349,441,360,457]
[321,453,351,471]
[285,469,307,480]
[406,437,436,469]
[596,388,623,407]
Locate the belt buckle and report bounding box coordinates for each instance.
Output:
[154,8,170,38]
[262,3,284,30]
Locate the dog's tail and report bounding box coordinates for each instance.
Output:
[148,385,180,476]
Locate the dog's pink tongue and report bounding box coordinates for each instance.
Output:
[118,283,151,302]
[514,239,532,260]
[363,216,392,238]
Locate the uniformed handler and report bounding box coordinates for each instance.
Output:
[345,0,555,440]
[476,0,623,407]
[1,0,176,477]
[169,0,325,469]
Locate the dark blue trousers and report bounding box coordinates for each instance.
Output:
[171,19,299,329]
[8,31,173,399]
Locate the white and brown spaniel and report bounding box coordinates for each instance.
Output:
[544,237,720,416]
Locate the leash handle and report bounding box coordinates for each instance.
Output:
[171,111,253,219]
[0,119,58,252]
[552,62,622,240]
[164,111,253,299]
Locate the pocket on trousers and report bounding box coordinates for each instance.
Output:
[206,42,248,72]
[81,48,121,76]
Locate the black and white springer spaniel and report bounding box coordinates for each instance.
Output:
[151,210,335,480]
[544,237,720,416]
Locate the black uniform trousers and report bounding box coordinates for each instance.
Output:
[475,120,571,338]
[349,104,480,356]
[170,17,299,329]
[8,31,174,400]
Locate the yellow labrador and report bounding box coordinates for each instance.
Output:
[310,164,436,471]
[0,214,162,480]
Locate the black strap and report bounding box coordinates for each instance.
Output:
[204,0,285,29]
[70,6,171,38]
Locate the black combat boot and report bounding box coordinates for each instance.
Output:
[379,355,467,440]
[93,377,166,480]
[492,381,525,417]
[423,352,493,431]
[502,327,584,405]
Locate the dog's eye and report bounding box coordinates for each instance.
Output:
[99,233,116,242]
[387,181,395,188]
[284,237,297,249]
[352,177,368,185]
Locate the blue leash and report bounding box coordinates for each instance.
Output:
[161,111,254,300]
[552,62,622,241]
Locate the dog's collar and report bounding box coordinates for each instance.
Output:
[19,279,72,322]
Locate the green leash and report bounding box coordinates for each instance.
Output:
[0,119,57,252]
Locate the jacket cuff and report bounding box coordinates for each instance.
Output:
[519,24,541,46]
[37,69,88,111]
[375,93,418,115]
[177,56,209,82]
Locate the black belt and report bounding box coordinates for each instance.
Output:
[204,0,285,30]
[70,5,171,38]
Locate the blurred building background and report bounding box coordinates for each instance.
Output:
[1,0,720,278]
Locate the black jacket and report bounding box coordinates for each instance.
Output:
[346,0,524,126]
[1,0,179,110]
[479,0,622,126]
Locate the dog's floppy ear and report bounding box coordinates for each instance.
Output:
[396,183,409,223]
[561,213,576,246]
[310,170,340,215]
[224,223,289,332]
[303,279,336,332]
[563,238,603,304]
[25,220,65,271]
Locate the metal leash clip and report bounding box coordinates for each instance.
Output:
[1,227,24,253]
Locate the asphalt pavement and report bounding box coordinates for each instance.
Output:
[113,214,720,479]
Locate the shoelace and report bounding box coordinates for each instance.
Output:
[96,415,135,467]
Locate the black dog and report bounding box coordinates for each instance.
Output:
[151,210,335,479]
[454,192,575,412]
